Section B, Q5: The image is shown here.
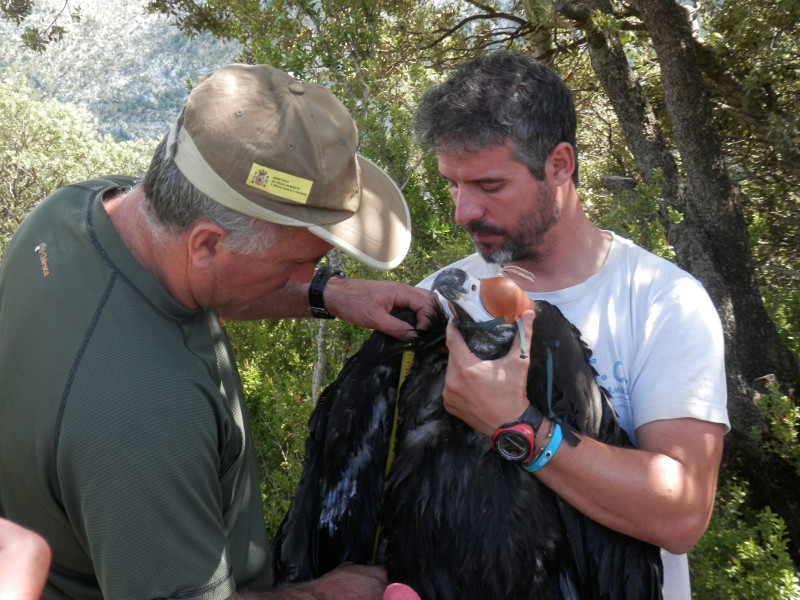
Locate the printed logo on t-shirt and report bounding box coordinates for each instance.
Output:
[591,358,629,400]
[591,357,634,439]
[34,243,50,277]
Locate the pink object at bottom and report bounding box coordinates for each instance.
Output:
[383,582,421,600]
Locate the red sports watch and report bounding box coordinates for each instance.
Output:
[492,404,544,463]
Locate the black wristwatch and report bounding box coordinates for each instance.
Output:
[309,266,345,319]
[492,404,544,463]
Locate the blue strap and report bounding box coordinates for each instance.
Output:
[522,423,563,473]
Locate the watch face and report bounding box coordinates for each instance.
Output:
[494,427,534,462]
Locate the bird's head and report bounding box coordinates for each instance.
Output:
[431,267,534,360]
[432,268,534,324]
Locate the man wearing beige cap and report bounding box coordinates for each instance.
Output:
[0,64,429,599]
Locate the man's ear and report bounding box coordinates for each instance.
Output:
[186,221,228,269]
[546,142,576,186]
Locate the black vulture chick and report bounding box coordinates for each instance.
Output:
[273,268,663,600]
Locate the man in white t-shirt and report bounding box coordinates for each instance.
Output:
[413,50,729,599]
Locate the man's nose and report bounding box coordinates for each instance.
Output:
[453,189,484,225]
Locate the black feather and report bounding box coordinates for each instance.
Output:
[273,302,663,599]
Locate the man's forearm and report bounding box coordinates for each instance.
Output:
[220,275,433,340]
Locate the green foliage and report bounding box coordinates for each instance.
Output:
[1,0,80,51]
[227,318,319,537]
[751,382,800,476]
[582,167,677,261]
[696,0,800,358]
[1,0,34,23]
[763,282,800,359]
[749,207,800,357]
[0,77,157,259]
[0,0,240,141]
[690,478,800,599]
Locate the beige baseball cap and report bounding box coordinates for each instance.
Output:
[166,63,411,271]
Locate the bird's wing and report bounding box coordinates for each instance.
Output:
[527,301,605,438]
[526,301,663,599]
[556,495,664,600]
[272,317,411,583]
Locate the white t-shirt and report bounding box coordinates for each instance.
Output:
[418,231,730,599]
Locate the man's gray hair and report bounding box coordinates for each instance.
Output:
[139,134,289,254]
[413,50,579,186]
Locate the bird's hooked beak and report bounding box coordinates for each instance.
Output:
[431,268,496,323]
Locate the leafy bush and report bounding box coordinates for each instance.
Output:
[228,299,413,537]
[690,478,800,599]
[0,77,156,259]
[229,318,319,537]
[751,383,800,477]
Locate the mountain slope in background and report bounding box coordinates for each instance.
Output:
[0,0,241,140]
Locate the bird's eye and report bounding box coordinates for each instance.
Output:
[471,284,477,292]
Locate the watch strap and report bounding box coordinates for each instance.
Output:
[514,403,544,434]
[309,266,345,319]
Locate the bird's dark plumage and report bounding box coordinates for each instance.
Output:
[273,275,663,599]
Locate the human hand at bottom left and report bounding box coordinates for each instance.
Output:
[284,563,388,600]
[289,565,422,600]
[235,563,422,600]
[0,517,51,600]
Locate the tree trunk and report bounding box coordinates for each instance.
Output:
[635,0,799,388]
[311,320,329,404]
[310,250,347,403]
[563,0,800,560]
[634,0,800,559]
